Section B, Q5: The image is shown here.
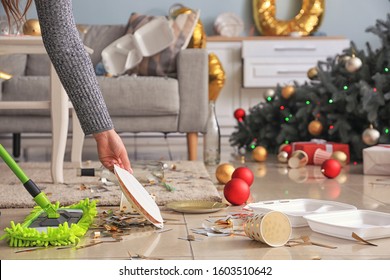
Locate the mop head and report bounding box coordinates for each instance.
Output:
[0,198,97,247]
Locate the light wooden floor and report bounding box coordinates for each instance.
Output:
[1,133,390,261]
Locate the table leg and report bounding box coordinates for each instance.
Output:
[50,64,68,183]
[71,111,84,165]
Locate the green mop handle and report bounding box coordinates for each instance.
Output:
[0,144,59,218]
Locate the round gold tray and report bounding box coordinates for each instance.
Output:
[166,200,229,214]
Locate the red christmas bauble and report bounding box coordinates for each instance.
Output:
[231,167,254,187]
[321,159,342,179]
[234,108,246,122]
[223,178,250,205]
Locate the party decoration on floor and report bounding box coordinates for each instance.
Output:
[208,52,226,101]
[362,125,380,146]
[331,151,348,166]
[252,146,267,162]
[223,178,250,205]
[215,163,235,184]
[288,150,309,169]
[277,151,289,163]
[321,159,342,178]
[252,0,325,36]
[244,212,292,247]
[22,19,41,36]
[279,144,292,157]
[234,108,246,122]
[313,148,332,165]
[281,85,295,99]
[231,167,254,187]
[308,119,323,136]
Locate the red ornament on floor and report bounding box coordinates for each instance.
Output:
[280,144,292,157]
[234,108,246,122]
[231,166,254,187]
[321,159,342,178]
[224,178,250,205]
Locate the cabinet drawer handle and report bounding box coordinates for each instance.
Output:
[277,70,307,74]
[274,47,317,51]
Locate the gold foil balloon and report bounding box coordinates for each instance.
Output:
[215,163,235,184]
[208,53,226,101]
[252,0,325,36]
[22,19,41,36]
[169,4,207,49]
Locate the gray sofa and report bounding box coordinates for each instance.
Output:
[0,24,209,160]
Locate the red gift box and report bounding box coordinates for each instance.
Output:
[291,140,350,165]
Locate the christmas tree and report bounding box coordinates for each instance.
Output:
[230,13,390,162]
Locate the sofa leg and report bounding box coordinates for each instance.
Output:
[186,132,198,161]
[12,133,21,158]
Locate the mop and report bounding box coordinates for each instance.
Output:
[0,144,97,247]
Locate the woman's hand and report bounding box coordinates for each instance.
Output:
[93,129,132,173]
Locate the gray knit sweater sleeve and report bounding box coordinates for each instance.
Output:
[34,0,113,135]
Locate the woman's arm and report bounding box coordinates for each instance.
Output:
[34,0,112,135]
[34,0,131,172]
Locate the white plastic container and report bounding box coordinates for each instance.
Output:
[304,210,390,240]
[102,16,174,76]
[245,199,357,227]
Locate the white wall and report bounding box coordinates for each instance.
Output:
[2,0,389,50]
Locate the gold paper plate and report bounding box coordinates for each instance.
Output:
[166,200,228,214]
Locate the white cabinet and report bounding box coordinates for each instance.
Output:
[242,37,350,88]
[207,36,350,136]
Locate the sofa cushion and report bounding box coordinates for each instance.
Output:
[97,75,180,117]
[26,54,51,76]
[0,76,50,116]
[125,11,199,77]
[0,54,27,76]
[81,24,127,67]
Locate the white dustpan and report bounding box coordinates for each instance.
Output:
[102,16,174,76]
[114,165,164,228]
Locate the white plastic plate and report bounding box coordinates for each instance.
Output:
[245,199,357,227]
[304,210,390,240]
[114,165,164,228]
